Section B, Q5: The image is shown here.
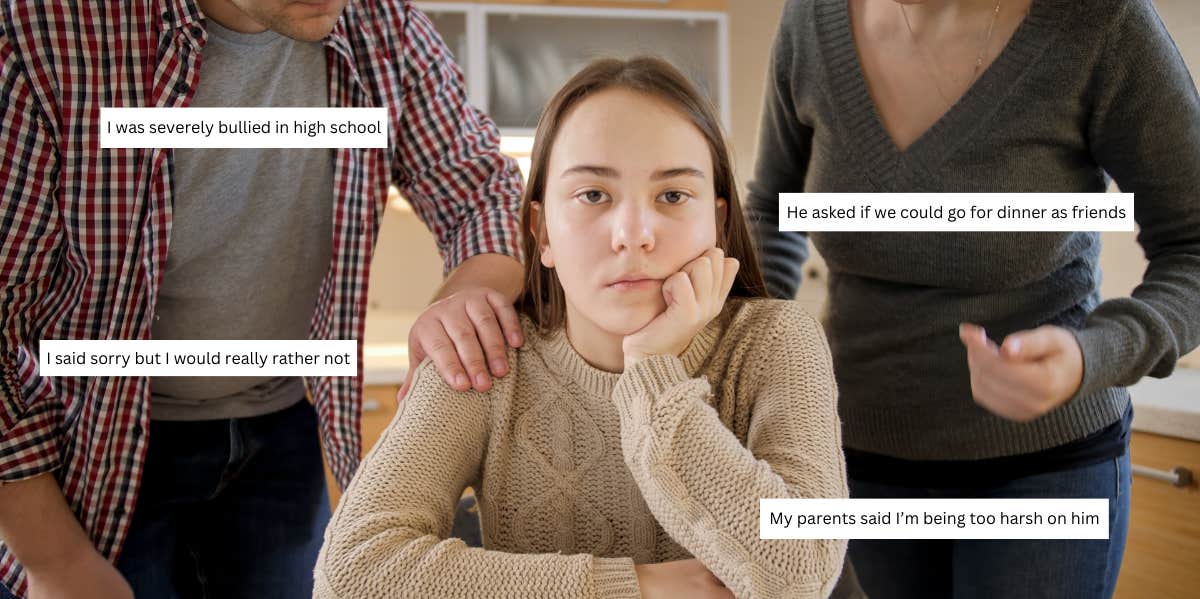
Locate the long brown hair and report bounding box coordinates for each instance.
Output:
[517,56,769,332]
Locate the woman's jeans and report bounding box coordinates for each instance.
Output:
[848,449,1132,599]
[114,399,331,599]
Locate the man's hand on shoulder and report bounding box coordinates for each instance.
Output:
[400,286,523,399]
[396,252,524,401]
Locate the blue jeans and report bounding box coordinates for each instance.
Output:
[848,449,1131,599]
[112,399,331,599]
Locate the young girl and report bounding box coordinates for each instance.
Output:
[314,57,847,599]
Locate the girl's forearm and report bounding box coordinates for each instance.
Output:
[613,354,846,599]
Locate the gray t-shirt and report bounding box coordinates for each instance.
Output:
[150,19,333,420]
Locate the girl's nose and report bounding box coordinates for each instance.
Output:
[611,200,656,254]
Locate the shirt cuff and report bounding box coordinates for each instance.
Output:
[1067,319,1144,403]
[444,205,522,275]
[0,399,62,483]
[592,557,641,599]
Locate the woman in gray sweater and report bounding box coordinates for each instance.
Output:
[747,0,1200,597]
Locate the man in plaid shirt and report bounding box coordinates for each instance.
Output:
[0,0,527,597]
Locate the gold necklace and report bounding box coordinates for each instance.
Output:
[899,0,1002,106]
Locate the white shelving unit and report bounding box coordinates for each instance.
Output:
[415,2,730,137]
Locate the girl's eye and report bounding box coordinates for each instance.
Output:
[658,190,692,205]
[575,190,609,205]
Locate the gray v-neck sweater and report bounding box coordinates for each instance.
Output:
[746,0,1200,460]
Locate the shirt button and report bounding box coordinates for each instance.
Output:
[190,25,203,37]
[174,81,189,95]
[161,10,170,22]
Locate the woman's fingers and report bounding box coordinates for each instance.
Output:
[958,323,995,352]
[961,322,1080,421]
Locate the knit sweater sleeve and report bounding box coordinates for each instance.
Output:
[1071,0,1200,401]
[313,357,642,599]
[612,301,848,599]
[744,0,814,300]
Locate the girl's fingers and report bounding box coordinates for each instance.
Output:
[700,246,720,288]
[688,255,713,306]
[719,257,738,303]
[691,247,727,313]
[662,270,694,310]
[669,248,731,320]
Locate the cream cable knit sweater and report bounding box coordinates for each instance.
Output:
[313,299,848,598]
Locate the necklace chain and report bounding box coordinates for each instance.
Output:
[899,0,1002,106]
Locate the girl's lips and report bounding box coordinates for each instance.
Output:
[607,279,660,291]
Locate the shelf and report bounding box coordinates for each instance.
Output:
[415,2,729,135]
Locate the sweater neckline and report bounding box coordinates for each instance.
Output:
[538,313,725,398]
[814,0,1067,190]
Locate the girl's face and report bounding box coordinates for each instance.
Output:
[535,88,727,338]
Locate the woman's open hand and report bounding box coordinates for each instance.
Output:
[635,559,734,599]
[959,323,1084,422]
[622,248,738,370]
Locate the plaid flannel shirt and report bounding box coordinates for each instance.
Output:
[0,0,523,593]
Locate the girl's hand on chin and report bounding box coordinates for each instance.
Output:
[622,247,739,369]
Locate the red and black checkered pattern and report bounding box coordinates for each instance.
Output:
[0,0,522,594]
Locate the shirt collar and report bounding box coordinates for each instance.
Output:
[323,2,355,65]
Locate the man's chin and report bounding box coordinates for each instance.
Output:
[273,17,339,42]
[272,2,344,41]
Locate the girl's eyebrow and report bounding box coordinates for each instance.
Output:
[651,167,706,181]
[559,165,706,180]
[561,165,618,178]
